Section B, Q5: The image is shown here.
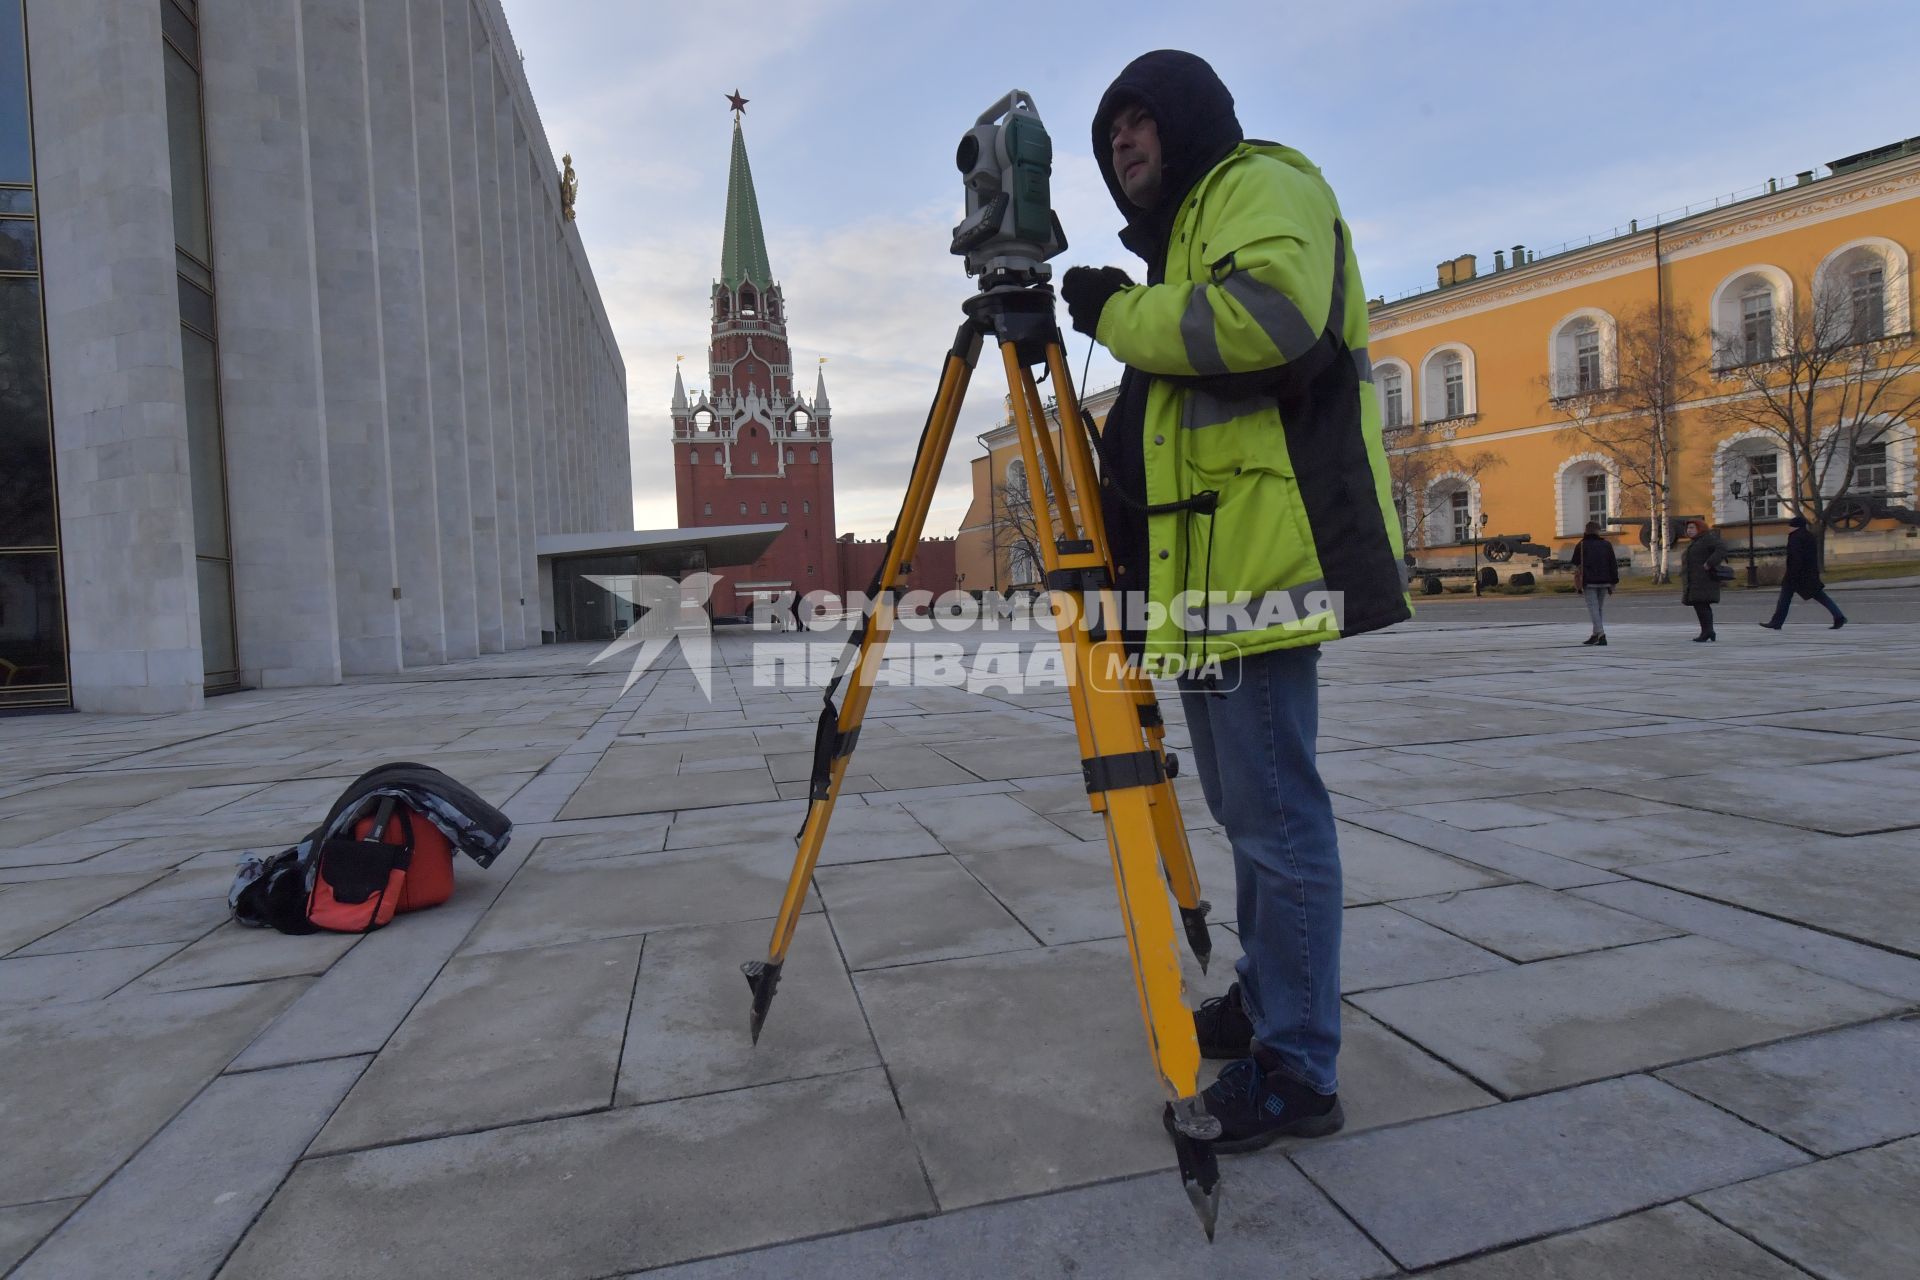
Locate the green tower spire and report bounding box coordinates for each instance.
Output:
[720,117,774,291]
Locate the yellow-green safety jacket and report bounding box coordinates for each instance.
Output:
[1096,141,1411,673]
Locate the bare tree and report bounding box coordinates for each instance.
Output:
[1707,262,1920,560]
[1384,425,1503,556]
[1539,301,1707,583]
[989,470,1045,591]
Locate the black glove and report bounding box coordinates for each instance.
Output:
[1060,266,1133,339]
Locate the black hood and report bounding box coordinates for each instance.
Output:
[1092,50,1243,281]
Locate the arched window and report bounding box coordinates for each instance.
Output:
[803,500,810,514]
[712,449,722,465]
[1548,310,1617,397]
[760,501,768,515]
[1555,455,1617,536]
[780,500,788,514]
[739,285,758,318]
[1714,432,1787,523]
[738,501,748,516]
[1006,458,1028,494]
[809,447,819,464]
[690,449,699,464]
[1425,473,1479,546]
[703,502,712,515]
[1419,345,1476,421]
[1814,238,1911,344]
[750,451,759,466]
[785,448,795,463]
[1711,266,1792,367]
[1373,357,1413,428]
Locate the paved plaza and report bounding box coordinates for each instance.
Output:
[2,593,1918,1278]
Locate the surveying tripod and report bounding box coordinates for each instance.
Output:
[741,282,1226,1235]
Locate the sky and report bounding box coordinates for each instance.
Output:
[501,0,1918,540]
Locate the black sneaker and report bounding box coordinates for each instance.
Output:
[1193,983,1255,1060]
[1183,1049,1344,1153]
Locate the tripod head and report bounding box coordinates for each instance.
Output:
[951,90,1069,292]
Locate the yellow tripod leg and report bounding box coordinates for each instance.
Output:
[1041,344,1214,970]
[744,325,981,1041]
[1004,344,1222,1237]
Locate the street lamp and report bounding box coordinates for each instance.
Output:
[1729,474,1768,587]
[1472,510,1490,597]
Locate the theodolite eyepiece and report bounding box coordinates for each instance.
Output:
[951,90,1068,290]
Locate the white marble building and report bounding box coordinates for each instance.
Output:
[12,0,630,712]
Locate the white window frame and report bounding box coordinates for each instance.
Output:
[1418,344,1477,422]
[1710,266,1793,368]
[1814,238,1911,344]
[1547,309,1618,399]
[1373,356,1413,428]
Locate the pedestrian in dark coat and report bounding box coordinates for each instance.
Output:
[1760,516,1847,631]
[1569,522,1619,645]
[1679,520,1729,641]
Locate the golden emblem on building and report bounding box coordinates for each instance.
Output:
[560,153,579,222]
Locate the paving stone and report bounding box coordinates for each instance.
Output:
[1397,798,1561,830]
[901,792,1063,853]
[220,1069,933,1279]
[314,934,643,1153]
[1574,880,1920,1001]
[1345,810,1621,890]
[562,764,778,818]
[0,872,158,954]
[0,943,182,1008]
[1504,788,1691,821]
[1392,884,1679,962]
[229,904,486,1071]
[618,914,877,1105]
[1292,1075,1807,1269]
[641,1156,1392,1280]
[1339,824,1510,905]
[0,980,305,1202]
[1659,1018,1920,1156]
[955,840,1139,945]
[664,797,940,860]
[931,735,1083,783]
[132,921,361,992]
[1421,1202,1808,1280]
[1354,936,1907,1098]
[1629,836,1920,955]
[1497,809,1829,870]
[525,823,673,865]
[852,938,1195,1210]
[0,1202,77,1275]
[15,892,225,957]
[1342,905,1512,993]
[462,845,818,956]
[1312,1006,1496,1134]
[814,855,1037,970]
[11,1056,368,1280]
[1632,752,1920,835]
[1692,1135,1920,1280]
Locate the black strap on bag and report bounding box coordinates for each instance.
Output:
[315,799,414,905]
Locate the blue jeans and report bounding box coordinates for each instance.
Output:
[1178,646,1342,1093]
[1768,584,1845,627]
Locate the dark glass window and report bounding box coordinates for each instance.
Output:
[0,552,66,703]
[0,275,54,546]
[163,46,211,265]
[161,0,197,59]
[0,215,33,270]
[0,0,30,185]
[0,187,28,215]
[180,327,229,555]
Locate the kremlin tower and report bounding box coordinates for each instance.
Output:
[672,92,837,616]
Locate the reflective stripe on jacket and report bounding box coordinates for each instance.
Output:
[1094,141,1410,672]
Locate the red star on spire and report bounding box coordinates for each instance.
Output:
[726,89,749,117]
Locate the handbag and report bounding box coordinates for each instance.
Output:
[1710,563,1736,583]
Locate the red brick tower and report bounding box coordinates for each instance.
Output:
[673,93,837,616]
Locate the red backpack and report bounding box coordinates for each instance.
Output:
[304,797,456,933]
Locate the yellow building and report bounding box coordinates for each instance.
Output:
[957,138,1920,588]
[1368,137,1920,577]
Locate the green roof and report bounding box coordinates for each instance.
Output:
[720,120,774,290]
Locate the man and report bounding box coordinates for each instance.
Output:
[1760,516,1846,631]
[1059,51,1409,1151]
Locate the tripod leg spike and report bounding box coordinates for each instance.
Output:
[742,959,783,1045]
[1164,1098,1224,1241]
[1180,902,1213,973]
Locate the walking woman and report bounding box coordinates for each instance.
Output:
[1679,519,1730,642]
[1570,522,1619,645]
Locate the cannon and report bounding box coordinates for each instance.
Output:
[1824,490,1917,532]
